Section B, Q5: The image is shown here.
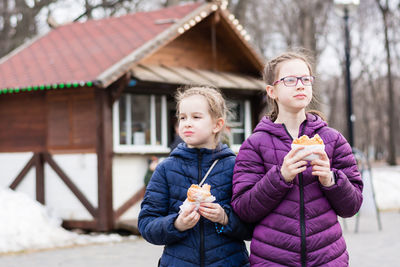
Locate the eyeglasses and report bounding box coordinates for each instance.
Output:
[273,76,315,87]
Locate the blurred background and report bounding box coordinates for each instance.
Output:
[1,0,399,164]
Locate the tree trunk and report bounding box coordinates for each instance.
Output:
[376,0,397,165]
[232,0,248,26]
[164,0,181,7]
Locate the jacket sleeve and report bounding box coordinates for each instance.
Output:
[218,204,254,241]
[321,132,363,218]
[138,163,188,245]
[231,136,293,223]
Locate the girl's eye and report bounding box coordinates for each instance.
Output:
[285,77,296,83]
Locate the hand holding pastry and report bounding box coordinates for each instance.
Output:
[281,146,311,183]
[199,202,228,225]
[310,150,334,187]
[179,184,216,214]
[174,203,200,231]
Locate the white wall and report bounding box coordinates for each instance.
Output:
[112,155,148,220]
[0,152,148,222]
[0,153,97,220]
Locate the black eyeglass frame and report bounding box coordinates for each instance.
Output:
[273,75,315,87]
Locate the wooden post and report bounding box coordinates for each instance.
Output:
[96,88,114,231]
[35,153,45,204]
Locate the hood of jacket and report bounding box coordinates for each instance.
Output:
[253,113,328,141]
[170,142,235,163]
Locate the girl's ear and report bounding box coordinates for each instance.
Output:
[265,85,276,99]
[213,118,225,134]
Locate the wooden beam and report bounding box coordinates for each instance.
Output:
[96,88,114,231]
[110,74,129,104]
[114,186,146,220]
[43,152,98,218]
[9,153,36,190]
[62,220,98,231]
[35,153,45,204]
[115,219,140,235]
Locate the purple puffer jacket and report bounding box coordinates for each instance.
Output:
[232,114,363,267]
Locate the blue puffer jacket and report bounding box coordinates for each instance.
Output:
[138,143,251,267]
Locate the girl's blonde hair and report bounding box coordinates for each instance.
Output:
[263,50,325,121]
[175,85,227,143]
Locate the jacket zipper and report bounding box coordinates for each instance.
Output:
[197,150,204,267]
[282,123,307,267]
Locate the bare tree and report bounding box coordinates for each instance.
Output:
[230,0,248,26]
[164,0,182,6]
[0,0,57,57]
[375,0,397,165]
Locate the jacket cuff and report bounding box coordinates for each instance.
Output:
[167,213,188,239]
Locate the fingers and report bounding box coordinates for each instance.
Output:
[311,155,331,182]
[287,146,305,158]
[311,165,330,177]
[311,150,328,161]
[281,157,308,182]
[181,209,200,225]
[175,207,200,231]
[287,147,313,164]
[198,203,224,223]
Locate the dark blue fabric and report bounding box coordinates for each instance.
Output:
[139,143,250,267]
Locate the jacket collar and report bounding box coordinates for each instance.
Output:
[253,113,327,142]
[170,142,235,163]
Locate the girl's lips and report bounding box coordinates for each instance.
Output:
[294,94,307,99]
[184,131,194,136]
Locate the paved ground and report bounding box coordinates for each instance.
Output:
[1,211,399,266]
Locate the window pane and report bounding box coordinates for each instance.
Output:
[131,95,151,145]
[155,95,162,145]
[226,100,245,145]
[232,129,245,144]
[119,95,127,145]
[227,100,243,126]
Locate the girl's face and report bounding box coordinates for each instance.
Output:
[178,95,222,149]
[266,59,312,115]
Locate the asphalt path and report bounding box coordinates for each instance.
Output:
[1,211,399,266]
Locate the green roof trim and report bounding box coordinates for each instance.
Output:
[0,81,95,95]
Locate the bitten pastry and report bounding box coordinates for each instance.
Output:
[180,183,215,213]
[291,134,325,161]
[292,134,324,145]
[187,184,212,202]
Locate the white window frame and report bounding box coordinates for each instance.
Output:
[229,100,252,153]
[113,93,170,154]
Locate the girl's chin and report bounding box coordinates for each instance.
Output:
[187,143,217,149]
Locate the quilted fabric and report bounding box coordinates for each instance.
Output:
[139,143,250,267]
[232,113,363,267]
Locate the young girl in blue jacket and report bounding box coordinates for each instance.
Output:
[139,86,250,267]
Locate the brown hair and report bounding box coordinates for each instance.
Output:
[262,50,325,121]
[175,85,228,143]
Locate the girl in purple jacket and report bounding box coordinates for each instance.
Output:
[231,51,363,267]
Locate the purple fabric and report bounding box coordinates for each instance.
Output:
[232,114,363,266]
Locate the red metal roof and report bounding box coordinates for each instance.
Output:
[0,3,202,91]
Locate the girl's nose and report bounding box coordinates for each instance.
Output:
[296,83,305,90]
[183,119,192,127]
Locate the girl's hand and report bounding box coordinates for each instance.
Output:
[199,202,228,225]
[310,150,334,187]
[281,146,312,183]
[174,204,200,231]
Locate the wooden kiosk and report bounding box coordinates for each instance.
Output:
[0,1,265,232]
